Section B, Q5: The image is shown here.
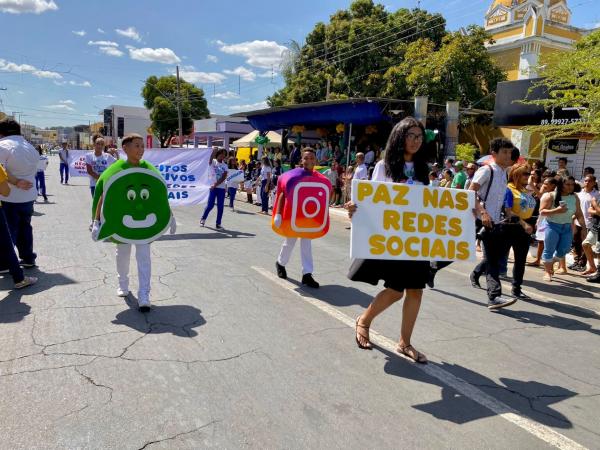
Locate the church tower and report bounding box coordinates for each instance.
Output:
[485,0,586,80]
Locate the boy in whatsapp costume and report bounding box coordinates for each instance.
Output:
[91,134,175,312]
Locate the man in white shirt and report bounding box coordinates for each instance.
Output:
[571,175,600,273]
[85,135,116,197]
[469,137,517,309]
[59,141,70,184]
[0,119,39,267]
[353,153,368,180]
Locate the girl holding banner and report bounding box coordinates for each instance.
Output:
[347,117,430,364]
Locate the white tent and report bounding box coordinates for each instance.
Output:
[231,130,292,148]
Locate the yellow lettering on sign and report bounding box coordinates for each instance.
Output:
[435,215,448,236]
[387,236,404,256]
[430,239,447,259]
[369,234,386,255]
[439,190,456,209]
[457,242,470,260]
[455,192,469,210]
[392,185,410,205]
[373,184,391,204]
[357,182,373,201]
[402,211,417,233]
[418,213,434,233]
[421,237,430,257]
[447,240,456,259]
[448,217,462,237]
[383,210,401,231]
[423,188,438,208]
[405,237,419,257]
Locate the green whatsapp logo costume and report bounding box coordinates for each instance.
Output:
[92,160,171,244]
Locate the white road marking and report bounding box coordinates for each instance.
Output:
[443,267,600,315]
[252,265,588,450]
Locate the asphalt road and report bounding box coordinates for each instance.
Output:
[1,157,600,450]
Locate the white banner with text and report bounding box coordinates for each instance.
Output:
[350,179,476,261]
[69,148,212,206]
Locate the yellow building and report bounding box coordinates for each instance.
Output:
[484,0,589,158]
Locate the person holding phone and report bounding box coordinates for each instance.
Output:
[539,176,586,282]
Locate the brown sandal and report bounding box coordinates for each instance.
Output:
[397,344,428,364]
[355,317,372,350]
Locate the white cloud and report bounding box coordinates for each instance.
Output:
[46,104,75,112]
[0,58,62,79]
[0,0,57,14]
[72,30,86,37]
[99,46,124,57]
[227,101,268,112]
[213,91,240,100]
[16,90,24,94]
[218,40,286,69]
[258,70,277,78]
[115,26,141,42]
[129,47,180,64]
[125,44,135,50]
[97,28,105,34]
[223,66,256,81]
[179,70,226,84]
[69,80,92,87]
[59,99,75,105]
[206,54,218,63]
[93,94,116,99]
[88,40,119,47]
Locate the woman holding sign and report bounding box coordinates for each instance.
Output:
[347,117,431,364]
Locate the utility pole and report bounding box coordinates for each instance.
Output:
[176,65,183,148]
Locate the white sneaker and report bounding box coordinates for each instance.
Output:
[117,288,129,297]
[138,297,151,312]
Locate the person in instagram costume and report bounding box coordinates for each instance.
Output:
[273,148,332,288]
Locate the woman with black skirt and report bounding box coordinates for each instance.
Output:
[346,117,430,363]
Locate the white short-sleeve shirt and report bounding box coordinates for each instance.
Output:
[85,152,116,187]
[0,135,39,203]
[472,162,508,223]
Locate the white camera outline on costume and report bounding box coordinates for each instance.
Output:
[290,181,330,233]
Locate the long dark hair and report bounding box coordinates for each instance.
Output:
[383,117,429,185]
[554,177,565,207]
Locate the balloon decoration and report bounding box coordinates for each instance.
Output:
[291,125,306,134]
[425,129,437,144]
[316,127,328,137]
[254,135,270,146]
[336,123,345,134]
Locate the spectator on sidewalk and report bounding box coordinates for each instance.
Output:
[58,141,70,184]
[259,156,273,215]
[364,145,375,167]
[556,157,570,178]
[451,161,467,189]
[439,169,453,187]
[353,153,369,181]
[324,161,341,206]
[584,197,600,283]
[464,163,478,190]
[0,118,39,268]
[539,176,586,282]
[0,163,37,289]
[571,175,599,274]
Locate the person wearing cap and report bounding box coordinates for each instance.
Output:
[464,163,478,190]
[451,161,467,189]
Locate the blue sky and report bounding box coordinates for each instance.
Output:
[1,0,598,128]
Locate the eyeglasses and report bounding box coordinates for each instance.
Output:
[406,133,424,141]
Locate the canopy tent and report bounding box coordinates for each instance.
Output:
[231,130,292,148]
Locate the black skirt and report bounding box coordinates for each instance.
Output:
[347,258,430,292]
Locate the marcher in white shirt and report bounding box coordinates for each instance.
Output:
[353,153,369,180]
[572,175,600,274]
[85,135,116,197]
[58,141,70,184]
[0,119,40,267]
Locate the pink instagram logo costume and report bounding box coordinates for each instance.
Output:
[272,167,332,239]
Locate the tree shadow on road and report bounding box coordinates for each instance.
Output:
[0,271,76,323]
[380,347,576,428]
[112,296,206,337]
[158,230,255,241]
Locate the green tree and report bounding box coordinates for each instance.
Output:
[141,75,210,148]
[523,29,600,142]
[268,1,503,110]
[455,143,478,163]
